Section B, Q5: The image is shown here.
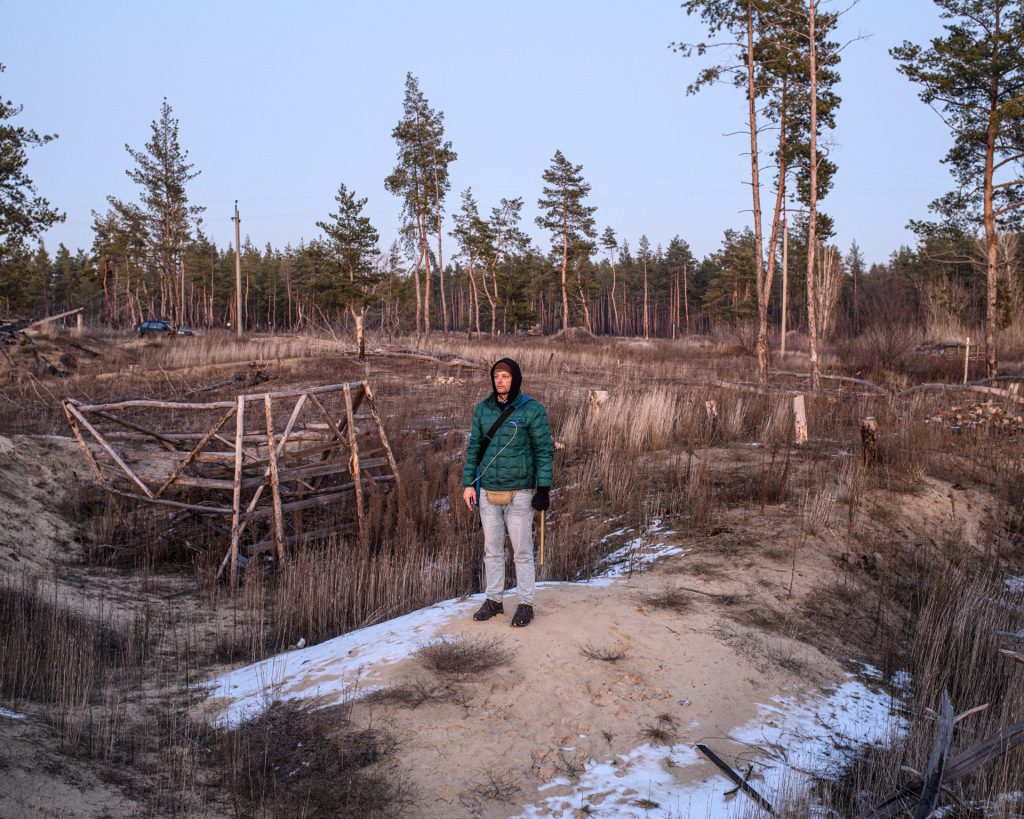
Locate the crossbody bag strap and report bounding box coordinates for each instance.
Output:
[475,394,532,469]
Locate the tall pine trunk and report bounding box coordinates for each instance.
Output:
[744,0,769,387]
[984,11,1001,378]
[561,202,570,338]
[805,0,822,392]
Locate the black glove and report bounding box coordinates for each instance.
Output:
[532,486,550,512]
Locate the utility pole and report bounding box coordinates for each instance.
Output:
[233,201,242,338]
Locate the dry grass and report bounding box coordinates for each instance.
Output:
[579,641,632,663]
[212,699,412,818]
[466,768,521,802]
[413,635,514,678]
[361,678,462,710]
[640,712,680,745]
[4,329,1024,813]
[640,585,693,615]
[809,565,1024,817]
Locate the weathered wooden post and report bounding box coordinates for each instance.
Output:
[861,416,878,465]
[364,383,401,492]
[343,383,365,542]
[229,395,245,588]
[704,399,718,423]
[264,394,285,566]
[963,336,970,384]
[588,389,610,422]
[793,394,808,446]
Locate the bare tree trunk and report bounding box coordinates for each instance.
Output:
[101,259,114,326]
[780,213,789,358]
[984,10,1002,378]
[745,0,769,387]
[805,0,822,392]
[642,256,650,340]
[610,259,620,334]
[413,190,432,338]
[578,287,592,333]
[430,154,448,337]
[561,202,570,338]
[683,261,690,334]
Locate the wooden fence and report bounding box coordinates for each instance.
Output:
[63,381,399,587]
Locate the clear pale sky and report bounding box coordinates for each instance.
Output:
[2,0,952,266]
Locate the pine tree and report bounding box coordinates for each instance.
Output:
[600,227,621,334]
[106,99,203,327]
[481,197,529,336]
[316,183,380,359]
[844,239,865,332]
[638,235,652,339]
[0,63,63,266]
[893,0,1024,377]
[536,150,597,338]
[385,73,457,336]
[451,188,490,338]
[677,1,843,385]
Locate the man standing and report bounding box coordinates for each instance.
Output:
[462,358,553,627]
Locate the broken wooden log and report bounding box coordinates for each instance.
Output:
[25,307,84,331]
[856,715,1024,819]
[696,743,774,815]
[912,692,954,819]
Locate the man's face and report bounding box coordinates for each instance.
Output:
[494,369,512,398]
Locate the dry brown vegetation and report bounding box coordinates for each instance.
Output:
[1,326,1023,816]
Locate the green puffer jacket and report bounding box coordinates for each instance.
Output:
[462,395,554,490]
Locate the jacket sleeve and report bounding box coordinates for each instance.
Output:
[462,403,484,487]
[527,403,554,487]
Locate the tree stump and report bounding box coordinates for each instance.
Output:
[588,389,610,422]
[792,394,808,446]
[861,416,878,465]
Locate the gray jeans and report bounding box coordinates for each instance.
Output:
[479,488,536,605]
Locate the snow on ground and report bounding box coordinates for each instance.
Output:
[1005,575,1024,594]
[205,593,479,726]
[595,519,688,578]
[0,707,26,720]
[516,677,904,818]
[205,520,680,725]
[205,580,633,726]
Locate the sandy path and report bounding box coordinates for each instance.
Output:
[350,571,838,817]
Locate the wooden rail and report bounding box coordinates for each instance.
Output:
[63,380,400,588]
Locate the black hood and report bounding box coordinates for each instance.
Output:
[490,357,523,403]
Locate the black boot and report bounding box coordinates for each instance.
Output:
[511,604,534,627]
[473,599,504,621]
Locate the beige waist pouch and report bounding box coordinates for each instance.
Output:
[485,489,516,506]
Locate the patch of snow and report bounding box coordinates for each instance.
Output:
[595,519,685,578]
[205,595,484,726]
[517,677,904,818]
[1005,575,1024,594]
[0,707,26,720]
[857,661,912,694]
[205,519,683,725]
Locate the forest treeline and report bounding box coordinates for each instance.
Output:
[1,1,1022,371]
[2,214,1017,346]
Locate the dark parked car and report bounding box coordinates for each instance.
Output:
[137,319,172,336]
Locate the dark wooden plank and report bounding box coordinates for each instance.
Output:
[696,744,774,815]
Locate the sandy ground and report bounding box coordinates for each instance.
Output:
[345,573,833,818]
[1,427,1012,818]
[0,709,145,819]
